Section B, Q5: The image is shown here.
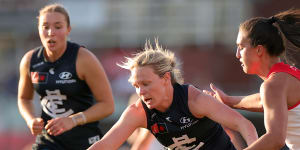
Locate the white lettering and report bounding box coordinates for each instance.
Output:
[32,62,44,68]
[56,79,76,84]
[180,120,198,130]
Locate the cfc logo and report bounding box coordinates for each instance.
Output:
[59,72,72,80]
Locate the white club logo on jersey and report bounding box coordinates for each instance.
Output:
[41,89,74,118]
[59,72,72,80]
[168,134,204,150]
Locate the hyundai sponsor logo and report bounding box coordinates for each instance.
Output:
[59,72,72,80]
[180,117,192,124]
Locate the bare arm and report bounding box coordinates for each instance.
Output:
[189,85,258,148]
[229,94,262,112]
[222,126,247,150]
[18,50,44,136]
[88,102,147,150]
[245,74,287,150]
[130,128,155,150]
[45,47,114,136]
[75,47,114,122]
[206,83,263,112]
[127,95,155,150]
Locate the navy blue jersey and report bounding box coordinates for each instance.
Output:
[141,83,236,150]
[30,41,102,150]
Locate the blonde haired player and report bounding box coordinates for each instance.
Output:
[88,40,258,150]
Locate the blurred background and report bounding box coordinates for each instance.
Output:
[0,0,299,149]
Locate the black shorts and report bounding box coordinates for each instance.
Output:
[281,144,290,150]
[32,125,102,150]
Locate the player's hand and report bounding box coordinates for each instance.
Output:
[203,83,228,104]
[27,118,44,136]
[45,117,75,136]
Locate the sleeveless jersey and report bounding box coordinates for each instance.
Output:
[30,41,102,150]
[141,83,236,150]
[267,62,300,150]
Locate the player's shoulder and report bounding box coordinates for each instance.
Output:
[187,85,203,102]
[128,99,145,113]
[263,73,289,88]
[20,49,36,66]
[77,47,100,65]
[24,48,36,58]
[126,99,148,120]
[261,73,290,95]
[78,46,96,58]
[123,100,147,127]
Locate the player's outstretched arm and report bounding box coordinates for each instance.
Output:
[189,85,258,149]
[204,83,263,112]
[88,101,147,150]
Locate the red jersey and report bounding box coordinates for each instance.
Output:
[267,62,300,110]
[267,62,300,149]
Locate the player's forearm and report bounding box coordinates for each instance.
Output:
[130,129,154,150]
[87,128,124,150]
[17,99,36,124]
[81,101,114,123]
[230,93,263,112]
[222,126,247,150]
[87,141,115,150]
[245,133,285,150]
[238,119,258,147]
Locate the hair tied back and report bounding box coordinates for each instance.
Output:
[267,16,278,24]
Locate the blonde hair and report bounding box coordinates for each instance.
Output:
[119,39,184,84]
[37,3,70,27]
